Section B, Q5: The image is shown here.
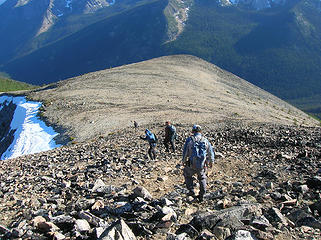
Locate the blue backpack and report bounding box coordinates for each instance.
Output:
[190,136,207,169]
[145,129,158,143]
[169,125,177,139]
[169,125,176,134]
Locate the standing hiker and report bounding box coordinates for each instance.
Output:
[164,121,176,153]
[182,124,215,202]
[140,129,158,160]
[133,121,138,131]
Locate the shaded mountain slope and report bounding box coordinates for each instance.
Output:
[2,0,167,85]
[0,0,153,64]
[26,55,319,142]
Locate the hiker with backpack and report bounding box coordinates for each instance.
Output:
[164,121,176,153]
[182,124,215,202]
[140,129,158,160]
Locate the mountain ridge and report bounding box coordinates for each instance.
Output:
[23,55,319,142]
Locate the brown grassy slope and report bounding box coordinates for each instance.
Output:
[27,55,319,142]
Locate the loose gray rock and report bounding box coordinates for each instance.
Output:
[190,204,262,231]
[287,209,321,230]
[98,219,136,240]
[213,226,231,240]
[133,186,153,200]
[75,219,91,232]
[250,215,271,231]
[231,230,258,240]
[266,207,289,227]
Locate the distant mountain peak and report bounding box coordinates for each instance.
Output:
[38,0,115,34]
[0,0,117,35]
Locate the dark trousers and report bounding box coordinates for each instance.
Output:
[183,166,207,196]
[164,137,175,152]
[148,143,156,160]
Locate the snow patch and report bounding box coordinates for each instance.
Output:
[0,96,61,160]
[66,0,72,10]
[15,0,31,7]
[218,0,287,10]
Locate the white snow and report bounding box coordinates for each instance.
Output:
[66,0,72,7]
[0,96,61,160]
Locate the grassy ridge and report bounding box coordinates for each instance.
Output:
[0,77,36,92]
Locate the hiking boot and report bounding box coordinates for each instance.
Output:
[198,194,204,202]
[187,190,196,197]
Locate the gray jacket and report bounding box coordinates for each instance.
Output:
[182,133,215,169]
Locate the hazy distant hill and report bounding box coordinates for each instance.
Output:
[0,0,168,85]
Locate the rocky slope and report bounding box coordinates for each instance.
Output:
[0,122,320,239]
[0,55,320,239]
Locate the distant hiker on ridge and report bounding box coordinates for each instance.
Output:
[182,124,215,202]
[133,121,138,130]
[140,129,158,160]
[164,121,176,153]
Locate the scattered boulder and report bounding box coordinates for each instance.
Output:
[0,123,320,239]
[133,186,153,200]
[75,219,91,232]
[98,219,136,240]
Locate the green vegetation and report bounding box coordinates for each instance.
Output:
[0,77,37,92]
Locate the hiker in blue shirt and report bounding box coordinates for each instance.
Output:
[164,121,176,153]
[182,124,215,202]
[140,129,157,160]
